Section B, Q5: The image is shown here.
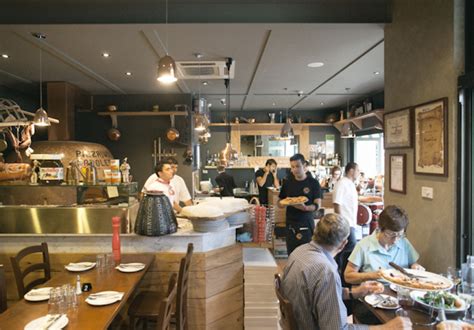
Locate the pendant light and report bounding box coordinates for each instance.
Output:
[33,33,50,127]
[280,103,294,140]
[219,58,238,165]
[157,0,177,84]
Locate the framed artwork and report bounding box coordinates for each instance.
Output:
[389,154,406,194]
[384,108,412,149]
[414,97,448,176]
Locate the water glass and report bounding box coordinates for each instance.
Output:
[66,286,78,310]
[447,267,462,293]
[96,254,105,273]
[397,287,414,309]
[105,253,115,270]
[395,308,409,317]
[48,287,66,315]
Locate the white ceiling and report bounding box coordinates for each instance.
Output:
[0,23,384,111]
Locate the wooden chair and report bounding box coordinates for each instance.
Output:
[274,273,298,330]
[156,273,178,330]
[0,265,7,313]
[10,242,51,299]
[128,243,194,330]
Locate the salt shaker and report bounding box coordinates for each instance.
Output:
[76,275,82,295]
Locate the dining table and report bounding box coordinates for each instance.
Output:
[360,286,466,330]
[0,254,155,330]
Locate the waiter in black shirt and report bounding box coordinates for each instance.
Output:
[255,159,280,205]
[278,153,322,255]
[215,165,237,196]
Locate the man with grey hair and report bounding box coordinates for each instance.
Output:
[281,213,411,329]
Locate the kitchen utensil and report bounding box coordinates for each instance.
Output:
[107,128,121,141]
[165,115,180,142]
[389,262,429,279]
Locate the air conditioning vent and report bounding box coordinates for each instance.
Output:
[176,61,235,79]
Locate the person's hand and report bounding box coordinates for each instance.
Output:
[353,281,384,298]
[291,204,308,211]
[383,316,412,329]
[263,165,270,174]
[411,263,425,271]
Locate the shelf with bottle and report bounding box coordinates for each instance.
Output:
[333,109,384,133]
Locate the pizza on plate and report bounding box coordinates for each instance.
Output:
[280,196,309,206]
[381,271,451,290]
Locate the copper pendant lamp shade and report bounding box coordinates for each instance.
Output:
[157,55,177,84]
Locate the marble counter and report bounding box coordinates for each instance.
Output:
[0,225,238,254]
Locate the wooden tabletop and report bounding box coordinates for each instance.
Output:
[361,286,464,330]
[0,254,154,330]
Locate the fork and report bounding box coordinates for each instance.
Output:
[42,314,62,330]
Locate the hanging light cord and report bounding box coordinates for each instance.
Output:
[39,46,43,108]
[224,58,233,143]
[165,0,169,55]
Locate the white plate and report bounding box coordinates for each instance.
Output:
[85,291,123,306]
[65,262,96,272]
[24,314,68,330]
[389,284,399,292]
[364,294,400,309]
[381,268,453,291]
[115,263,146,273]
[410,290,467,313]
[24,287,52,302]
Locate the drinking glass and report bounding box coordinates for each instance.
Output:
[459,291,474,323]
[96,254,105,273]
[397,287,414,310]
[447,267,462,294]
[67,286,78,310]
[48,287,64,315]
[105,253,115,270]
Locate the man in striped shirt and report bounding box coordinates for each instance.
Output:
[281,213,411,329]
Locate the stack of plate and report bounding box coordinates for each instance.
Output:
[64,262,96,272]
[226,210,250,226]
[24,287,52,302]
[85,291,124,306]
[115,263,146,273]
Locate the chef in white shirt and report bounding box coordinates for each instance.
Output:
[142,162,179,211]
[166,157,193,212]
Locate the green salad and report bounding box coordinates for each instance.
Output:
[419,291,462,309]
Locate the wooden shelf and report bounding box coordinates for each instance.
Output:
[333,109,384,132]
[97,111,187,116]
[209,122,332,127]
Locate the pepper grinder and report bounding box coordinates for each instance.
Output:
[75,275,82,295]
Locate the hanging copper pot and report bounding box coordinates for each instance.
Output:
[107,128,121,141]
[165,115,180,143]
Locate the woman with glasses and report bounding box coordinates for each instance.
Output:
[344,205,424,284]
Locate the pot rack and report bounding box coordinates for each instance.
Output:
[0,99,59,128]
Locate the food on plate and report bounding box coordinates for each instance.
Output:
[382,271,451,290]
[280,196,309,206]
[380,298,398,308]
[419,291,463,309]
[436,320,474,329]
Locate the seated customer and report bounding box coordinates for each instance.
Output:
[344,205,424,284]
[281,213,410,330]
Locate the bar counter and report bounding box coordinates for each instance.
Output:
[0,225,244,329]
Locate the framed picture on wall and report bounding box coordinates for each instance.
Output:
[414,97,448,176]
[389,154,406,194]
[384,108,412,149]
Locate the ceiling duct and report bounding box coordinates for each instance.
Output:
[176,61,235,79]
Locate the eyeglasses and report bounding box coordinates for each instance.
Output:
[383,230,406,239]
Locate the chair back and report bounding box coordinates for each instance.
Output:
[274,273,298,330]
[176,243,194,330]
[156,273,178,330]
[0,265,7,313]
[10,242,51,298]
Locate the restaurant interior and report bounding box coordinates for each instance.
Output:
[0,0,472,329]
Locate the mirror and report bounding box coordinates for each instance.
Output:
[240,135,299,157]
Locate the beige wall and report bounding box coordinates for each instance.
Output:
[384,0,464,272]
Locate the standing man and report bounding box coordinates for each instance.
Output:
[255,159,280,205]
[278,154,322,255]
[215,165,237,196]
[281,213,411,330]
[166,157,192,212]
[333,162,359,272]
[142,161,179,211]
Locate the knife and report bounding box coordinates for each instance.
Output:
[43,314,62,330]
[389,262,428,279]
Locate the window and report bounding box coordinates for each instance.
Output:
[354,133,384,178]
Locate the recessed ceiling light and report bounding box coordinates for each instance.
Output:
[1,54,9,59]
[320,102,325,106]
[125,72,132,76]
[272,102,276,106]
[373,71,380,75]
[307,62,324,68]
[208,103,212,108]
[102,52,110,58]
[202,81,208,86]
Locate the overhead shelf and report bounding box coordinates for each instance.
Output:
[333,109,384,132]
[208,122,332,127]
[97,111,187,128]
